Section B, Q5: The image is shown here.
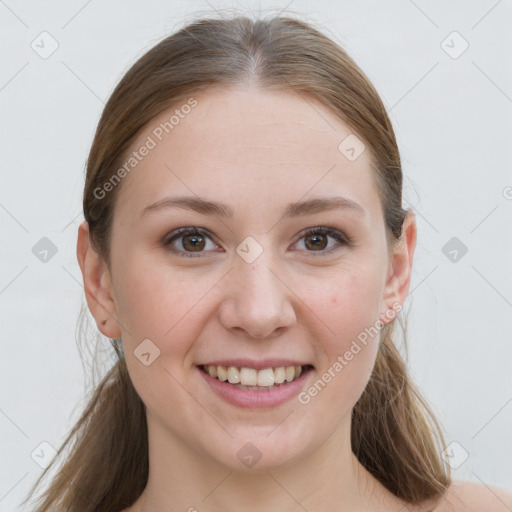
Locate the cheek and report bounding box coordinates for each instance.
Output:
[315,266,384,346]
[304,268,383,399]
[112,255,216,351]
[115,258,213,411]
[300,304,381,421]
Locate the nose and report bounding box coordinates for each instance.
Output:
[218,252,296,340]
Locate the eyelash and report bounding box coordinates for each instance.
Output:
[163,226,351,258]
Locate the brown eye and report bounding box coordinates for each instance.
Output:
[293,227,350,255]
[164,226,350,259]
[304,232,328,251]
[181,233,206,252]
[164,227,219,258]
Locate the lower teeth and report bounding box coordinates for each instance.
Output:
[220,378,299,390]
[229,382,285,391]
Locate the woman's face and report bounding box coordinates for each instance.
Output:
[89,86,411,471]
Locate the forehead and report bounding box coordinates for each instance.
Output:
[115,85,381,221]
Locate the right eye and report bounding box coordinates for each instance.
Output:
[163,227,221,258]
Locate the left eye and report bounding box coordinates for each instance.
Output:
[293,227,349,254]
[163,226,350,258]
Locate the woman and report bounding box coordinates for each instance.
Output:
[23,13,511,512]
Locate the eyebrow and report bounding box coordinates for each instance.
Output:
[140,195,365,219]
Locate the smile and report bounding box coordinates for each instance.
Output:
[200,364,311,390]
[197,364,314,408]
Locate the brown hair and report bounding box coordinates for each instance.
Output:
[22,11,451,512]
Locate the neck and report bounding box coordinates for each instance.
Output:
[137,412,381,512]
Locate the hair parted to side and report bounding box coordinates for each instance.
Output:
[22,11,451,512]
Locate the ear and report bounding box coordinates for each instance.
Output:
[380,209,417,325]
[76,220,122,338]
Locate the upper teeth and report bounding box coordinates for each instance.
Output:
[203,365,303,386]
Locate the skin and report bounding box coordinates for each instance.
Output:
[77,84,453,511]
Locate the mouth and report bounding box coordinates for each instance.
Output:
[198,364,314,391]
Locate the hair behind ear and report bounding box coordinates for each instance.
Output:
[21,353,148,512]
[351,319,451,503]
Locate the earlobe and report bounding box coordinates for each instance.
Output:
[76,221,122,339]
[380,210,417,325]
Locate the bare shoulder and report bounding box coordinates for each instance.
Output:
[434,480,512,512]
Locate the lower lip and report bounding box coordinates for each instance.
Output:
[197,366,313,409]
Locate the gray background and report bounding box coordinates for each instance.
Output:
[1,0,511,509]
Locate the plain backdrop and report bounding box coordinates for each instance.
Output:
[1,0,511,509]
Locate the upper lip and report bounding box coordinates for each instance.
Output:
[198,359,312,370]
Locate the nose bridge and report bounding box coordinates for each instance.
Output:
[234,234,278,293]
[239,254,278,300]
[219,241,295,338]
